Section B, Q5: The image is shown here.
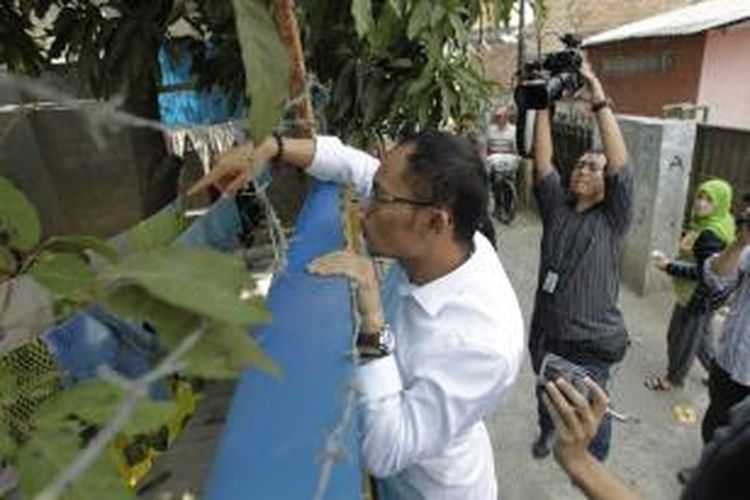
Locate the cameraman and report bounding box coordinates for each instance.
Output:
[529,59,632,461]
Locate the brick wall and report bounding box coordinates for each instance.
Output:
[473,0,706,88]
[587,34,706,117]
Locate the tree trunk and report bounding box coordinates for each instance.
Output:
[267,0,313,227]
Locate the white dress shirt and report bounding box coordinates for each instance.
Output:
[308,136,525,499]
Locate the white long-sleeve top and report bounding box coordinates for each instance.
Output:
[308,136,525,499]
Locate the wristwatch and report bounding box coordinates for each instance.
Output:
[356,324,396,359]
[591,97,612,113]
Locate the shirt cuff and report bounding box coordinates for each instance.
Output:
[355,354,403,401]
[307,136,345,181]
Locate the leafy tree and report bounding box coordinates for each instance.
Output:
[2,0,542,141]
[0,175,278,498]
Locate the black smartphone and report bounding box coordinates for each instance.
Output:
[537,352,592,401]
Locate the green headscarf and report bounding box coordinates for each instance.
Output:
[690,179,736,245]
[673,178,736,305]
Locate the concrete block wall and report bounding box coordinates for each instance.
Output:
[1,102,175,239]
[618,115,697,294]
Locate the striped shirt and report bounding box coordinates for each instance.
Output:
[530,168,633,348]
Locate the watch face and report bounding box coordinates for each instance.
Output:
[380,327,396,354]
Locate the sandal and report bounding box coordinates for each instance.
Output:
[644,375,674,391]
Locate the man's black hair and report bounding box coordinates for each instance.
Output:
[401,130,491,245]
[582,148,608,170]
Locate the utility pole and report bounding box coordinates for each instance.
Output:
[517,0,526,74]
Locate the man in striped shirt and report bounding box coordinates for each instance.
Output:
[529,60,633,461]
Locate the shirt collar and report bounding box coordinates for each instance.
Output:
[398,233,488,317]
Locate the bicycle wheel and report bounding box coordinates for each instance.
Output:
[493,177,517,224]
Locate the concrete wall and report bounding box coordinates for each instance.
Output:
[697,23,750,129]
[587,35,706,118]
[0,103,178,239]
[619,115,697,294]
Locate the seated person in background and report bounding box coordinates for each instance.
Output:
[486,106,516,156]
[485,106,520,175]
[189,130,525,499]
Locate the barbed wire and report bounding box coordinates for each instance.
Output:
[0,74,170,150]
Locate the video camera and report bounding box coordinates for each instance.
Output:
[514,34,585,156]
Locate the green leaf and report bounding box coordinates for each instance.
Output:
[35,380,175,435]
[28,252,96,300]
[429,4,446,28]
[104,248,270,328]
[175,323,281,380]
[369,1,403,55]
[0,425,17,459]
[407,0,431,39]
[407,61,435,96]
[104,286,280,380]
[494,0,516,26]
[103,285,200,340]
[128,206,189,254]
[18,425,133,500]
[232,0,290,143]
[388,0,404,18]
[45,235,118,264]
[0,246,18,276]
[449,13,468,43]
[0,176,41,252]
[390,58,413,69]
[351,0,374,38]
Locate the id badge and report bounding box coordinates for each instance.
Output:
[542,271,559,294]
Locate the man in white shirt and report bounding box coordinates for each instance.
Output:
[190,131,525,499]
[486,106,517,157]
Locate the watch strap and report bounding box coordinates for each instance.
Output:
[591,98,612,113]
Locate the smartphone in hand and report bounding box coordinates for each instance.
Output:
[537,352,592,401]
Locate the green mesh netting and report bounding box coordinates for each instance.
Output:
[0,340,62,447]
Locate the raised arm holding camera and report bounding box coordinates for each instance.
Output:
[527,57,633,461]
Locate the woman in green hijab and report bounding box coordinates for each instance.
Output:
[646,178,735,391]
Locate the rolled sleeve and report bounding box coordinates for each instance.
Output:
[307,136,379,197]
[603,167,634,234]
[355,355,403,401]
[533,170,565,222]
[703,249,749,292]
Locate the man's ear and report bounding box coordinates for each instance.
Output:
[428,208,453,235]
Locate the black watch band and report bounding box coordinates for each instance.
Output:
[271,132,284,163]
[356,324,395,359]
[591,98,611,113]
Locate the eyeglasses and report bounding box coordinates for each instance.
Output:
[365,183,435,208]
[573,160,605,173]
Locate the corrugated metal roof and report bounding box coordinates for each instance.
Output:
[584,0,750,46]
